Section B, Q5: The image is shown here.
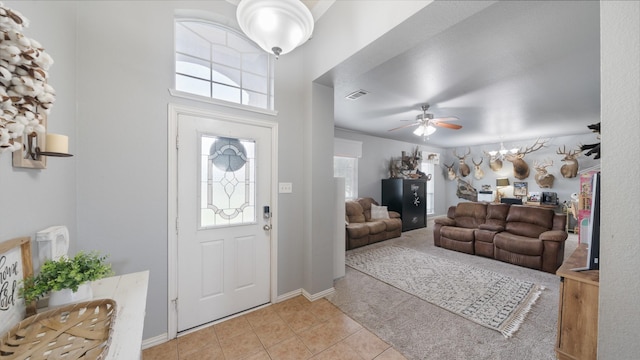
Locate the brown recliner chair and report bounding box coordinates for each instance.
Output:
[493,205,568,273]
[434,202,488,255]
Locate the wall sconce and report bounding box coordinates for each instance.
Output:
[27,133,73,160]
[236,0,314,58]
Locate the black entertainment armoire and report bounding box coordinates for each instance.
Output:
[381,178,427,231]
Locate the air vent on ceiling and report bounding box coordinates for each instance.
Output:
[345,89,369,100]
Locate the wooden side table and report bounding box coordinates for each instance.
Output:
[555,245,599,360]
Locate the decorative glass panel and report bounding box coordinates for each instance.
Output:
[200,135,256,228]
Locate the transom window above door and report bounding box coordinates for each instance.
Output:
[174,20,274,110]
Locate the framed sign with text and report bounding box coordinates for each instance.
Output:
[0,237,34,336]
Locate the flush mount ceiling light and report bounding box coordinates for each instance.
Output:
[236,0,314,58]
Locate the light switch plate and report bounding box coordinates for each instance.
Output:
[279,182,293,193]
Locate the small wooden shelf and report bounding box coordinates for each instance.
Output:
[555,244,598,360]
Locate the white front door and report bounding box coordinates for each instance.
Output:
[176,113,272,332]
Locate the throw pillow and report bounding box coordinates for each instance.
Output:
[371,204,390,219]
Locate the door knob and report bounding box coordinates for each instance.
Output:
[263,224,272,231]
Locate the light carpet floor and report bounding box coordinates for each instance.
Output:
[328,220,578,360]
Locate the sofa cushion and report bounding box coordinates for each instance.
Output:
[485,203,510,227]
[454,202,487,229]
[346,223,369,239]
[380,218,402,232]
[357,197,379,221]
[366,221,387,235]
[494,233,544,256]
[441,226,476,242]
[505,206,554,238]
[346,201,366,224]
[371,204,390,219]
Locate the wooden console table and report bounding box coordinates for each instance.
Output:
[92,271,149,360]
[555,245,599,360]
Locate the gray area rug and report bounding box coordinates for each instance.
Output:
[346,246,544,337]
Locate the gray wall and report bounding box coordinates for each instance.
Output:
[440,133,600,212]
[0,2,77,269]
[599,1,640,358]
[1,0,424,341]
[334,129,448,216]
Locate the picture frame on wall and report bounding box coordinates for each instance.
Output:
[0,237,35,336]
[514,181,528,197]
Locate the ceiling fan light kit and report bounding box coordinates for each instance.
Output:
[413,124,437,137]
[388,103,462,138]
[236,0,314,58]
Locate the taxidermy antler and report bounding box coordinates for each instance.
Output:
[534,159,555,188]
[444,162,457,181]
[472,158,484,180]
[504,138,549,180]
[580,122,601,159]
[557,145,582,178]
[483,150,503,172]
[453,147,471,177]
[456,178,478,202]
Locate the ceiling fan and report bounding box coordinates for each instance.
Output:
[388,104,462,136]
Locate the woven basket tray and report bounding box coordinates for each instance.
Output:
[0,299,116,360]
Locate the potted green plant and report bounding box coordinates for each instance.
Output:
[20,251,113,306]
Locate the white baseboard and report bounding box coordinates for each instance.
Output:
[277,287,336,303]
[276,288,303,302]
[142,333,169,350]
[302,287,335,302]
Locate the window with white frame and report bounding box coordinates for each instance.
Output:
[423,163,435,214]
[334,139,362,201]
[174,20,274,110]
[422,152,439,215]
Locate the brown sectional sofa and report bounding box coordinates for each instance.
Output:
[434,202,568,273]
[345,197,402,250]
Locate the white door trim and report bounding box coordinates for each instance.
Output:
[167,103,278,339]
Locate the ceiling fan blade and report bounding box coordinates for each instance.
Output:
[433,121,462,130]
[388,122,420,132]
[431,116,459,122]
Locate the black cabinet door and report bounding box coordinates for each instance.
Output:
[402,180,426,231]
[381,179,427,231]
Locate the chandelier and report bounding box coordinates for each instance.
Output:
[488,142,518,160]
[236,0,314,58]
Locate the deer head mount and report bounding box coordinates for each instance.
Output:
[453,147,471,177]
[444,162,457,181]
[534,159,555,188]
[472,158,484,180]
[557,145,582,178]
[504,138,549,179]
[483,150,503,172]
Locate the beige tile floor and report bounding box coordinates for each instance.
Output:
[142,296,406,360]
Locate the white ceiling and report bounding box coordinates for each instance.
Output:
[319,1,600,148]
